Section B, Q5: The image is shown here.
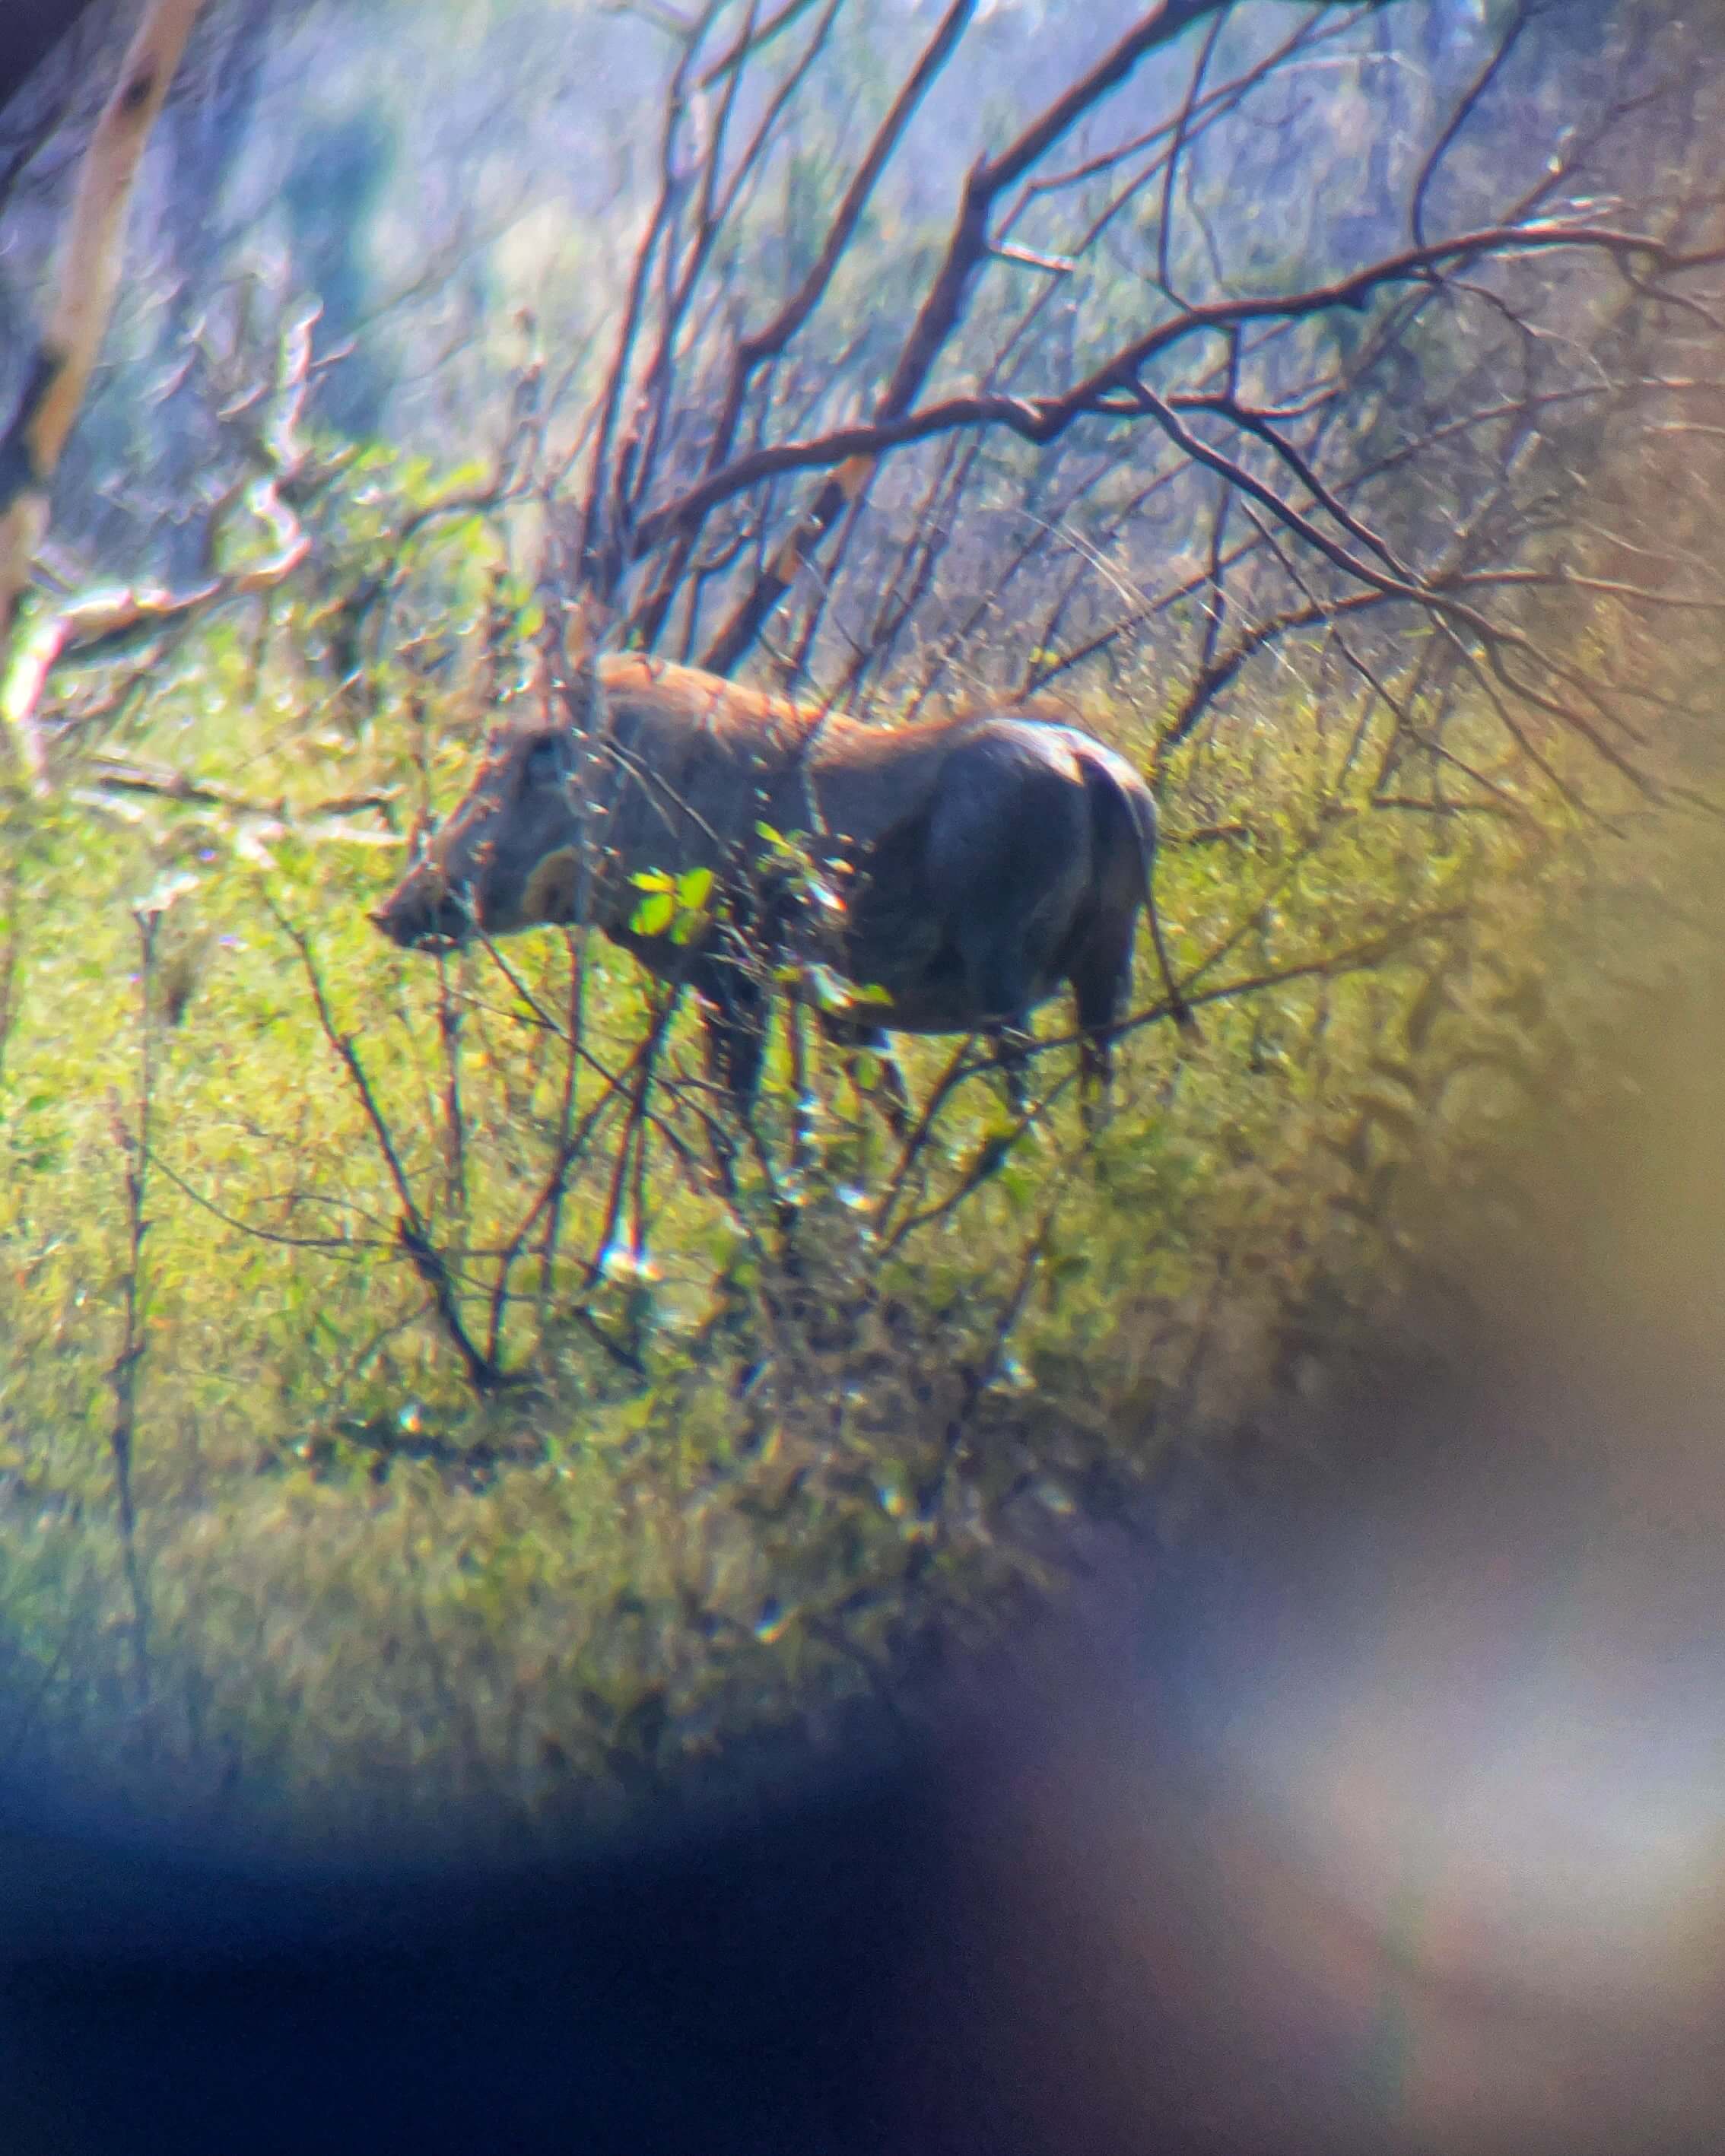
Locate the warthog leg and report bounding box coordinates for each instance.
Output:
[987,1023,1034,1116]
[873,1053,913,1142]
[822,1017,912,1143]
[1069,913,1136,1132]
[694,954,770,1106]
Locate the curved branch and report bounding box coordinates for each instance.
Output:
[0,0,209,780]
[700,0,1237,671]
[640,220,1722,561]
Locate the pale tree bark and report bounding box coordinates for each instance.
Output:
[0,0,208,785]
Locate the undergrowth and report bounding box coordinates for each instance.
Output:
[0,513,1704,1850]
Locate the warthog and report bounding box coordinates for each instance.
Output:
[373,626,1189,1122]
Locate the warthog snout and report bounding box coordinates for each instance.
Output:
[370,878,473,950]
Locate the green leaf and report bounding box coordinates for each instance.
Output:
[998,1164,1035,1213]
[802,962,852,1013]
[631,869,675,892]
[631,892,675,937]
[676,867,715,911]
[852,982,893,1006]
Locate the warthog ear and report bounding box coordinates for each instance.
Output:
[521,846,583,924]
[558,592,612,734]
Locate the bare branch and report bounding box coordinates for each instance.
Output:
[0,0,210,779]
[702,0,1237,669]
[3,299,321,776]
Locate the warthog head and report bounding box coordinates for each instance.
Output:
[370,722,593,950]
[372,604,607,951]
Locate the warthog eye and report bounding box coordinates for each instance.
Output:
[524,738,567,789]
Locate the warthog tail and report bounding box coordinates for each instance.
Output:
[1079,746,1196,1035]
